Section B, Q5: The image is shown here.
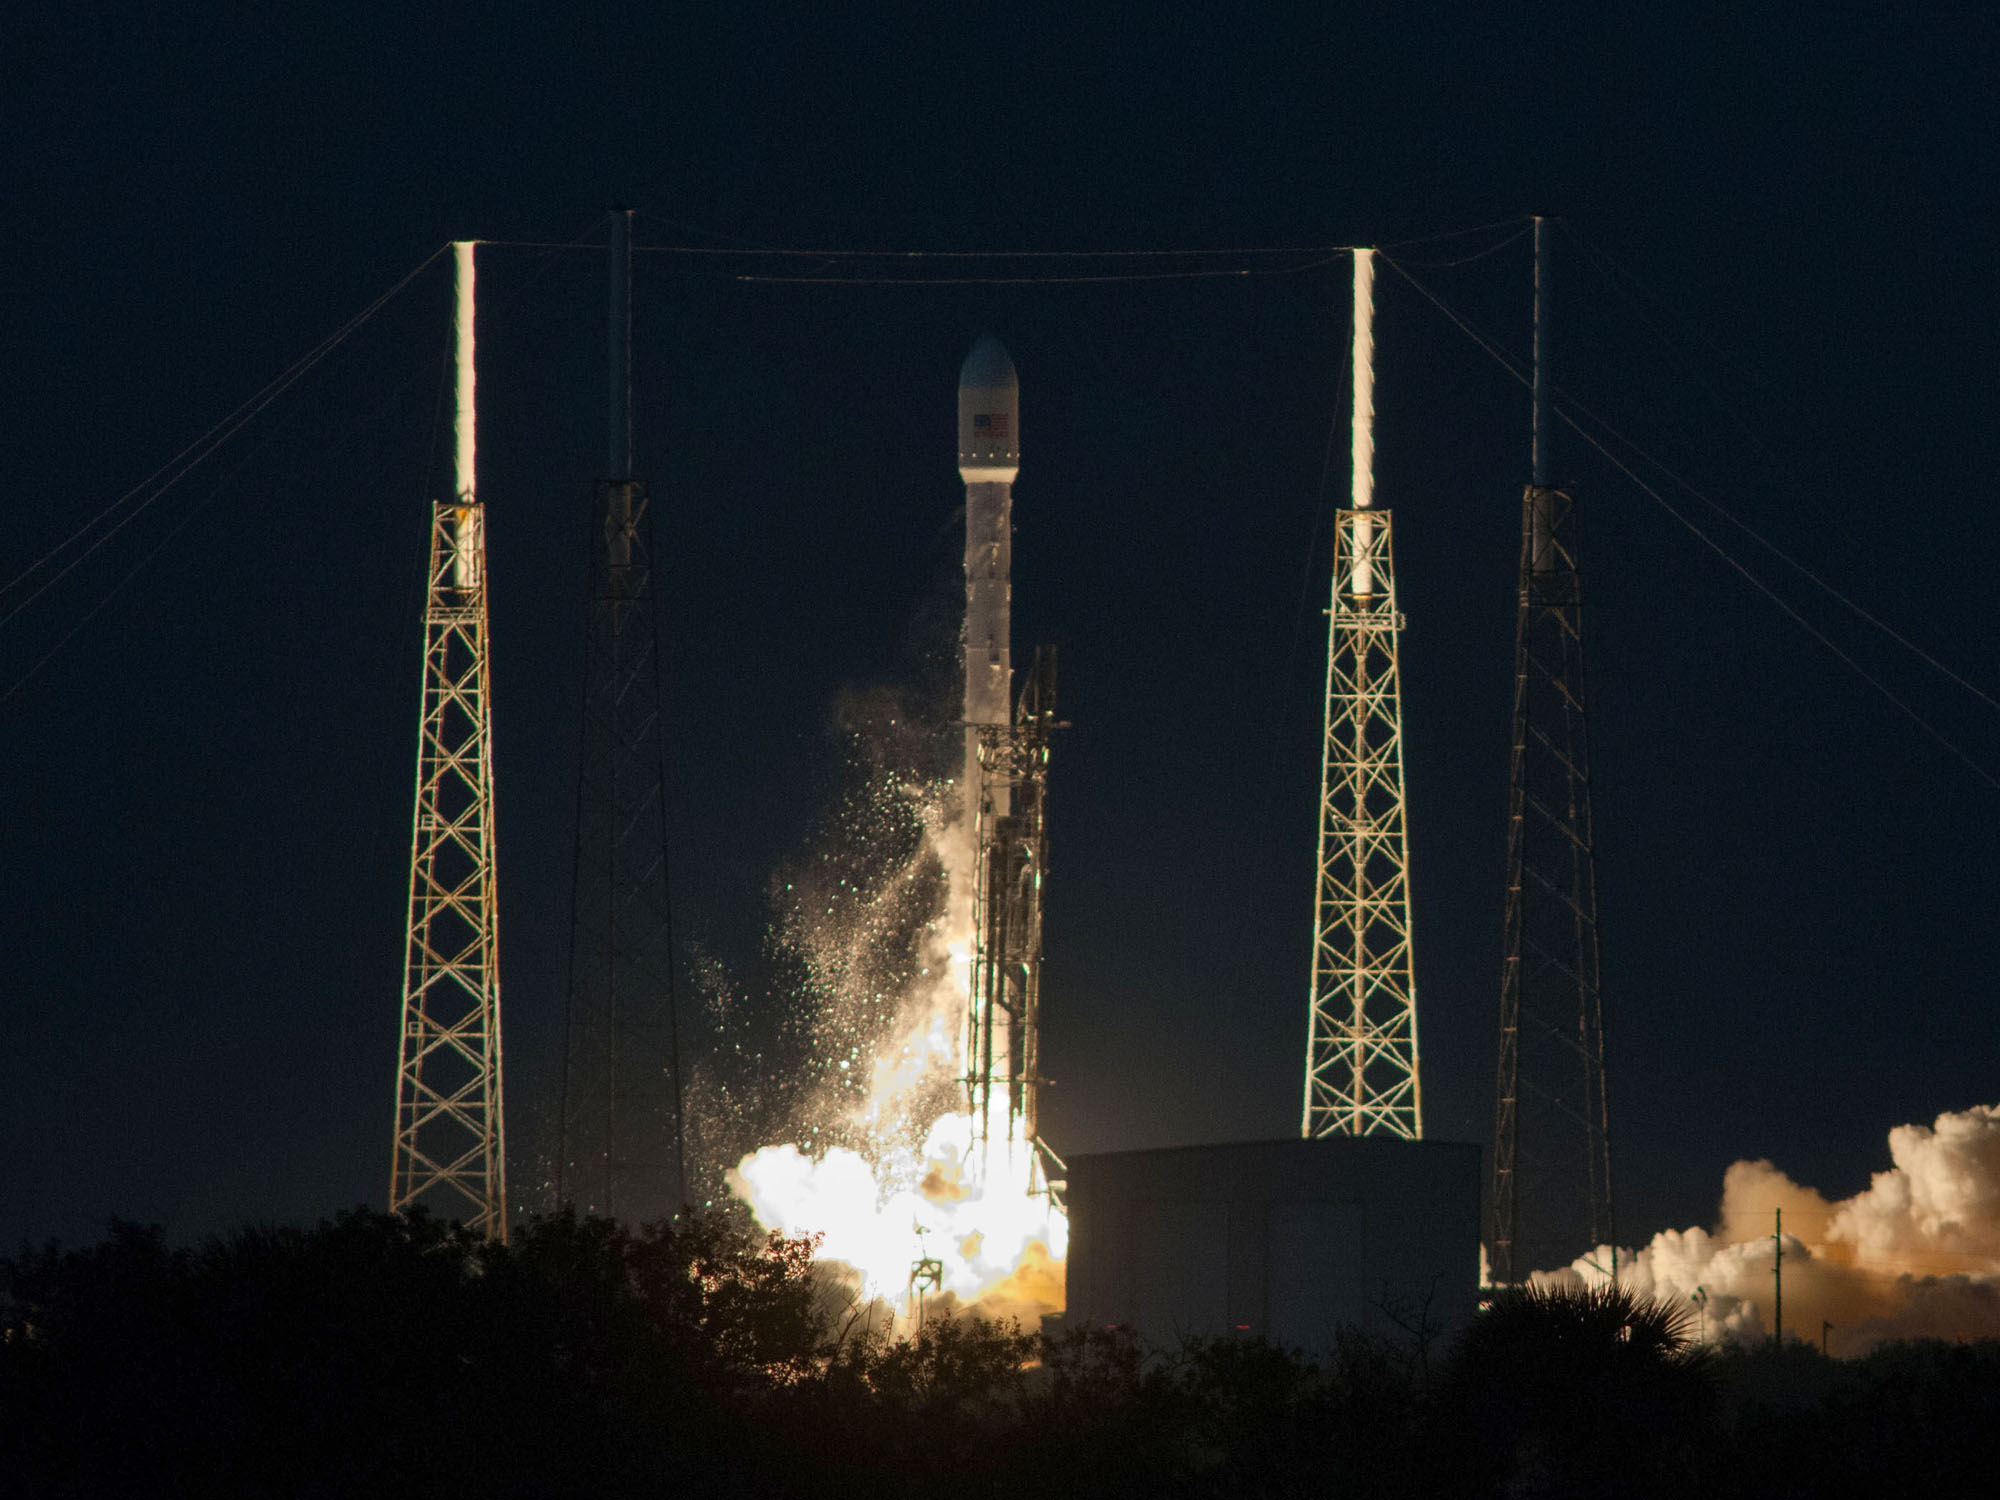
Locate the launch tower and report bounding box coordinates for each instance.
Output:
[1489,218,1612,1284]
[557,209,686,1223]
[1301,249,1423,1141]
[958,338,1061,1200]
[391,242,508,1239]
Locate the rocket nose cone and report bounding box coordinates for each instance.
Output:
[958,336,1020,480]
[959,335,1018,391]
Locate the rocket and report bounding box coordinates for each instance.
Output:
[958,336,1020,822]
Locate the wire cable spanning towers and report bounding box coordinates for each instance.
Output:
[1302,248,1423,1140]
[1490,217,1612,1284]
[557,209,686,1223]
[958,338,1062,1201]
[390,242,508,1239]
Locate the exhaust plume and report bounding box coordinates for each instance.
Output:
[1535,1103,2000,1351]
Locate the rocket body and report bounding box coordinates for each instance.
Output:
[958,336,1022,1178]
[958,337,1020,824]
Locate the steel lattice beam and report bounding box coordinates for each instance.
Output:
[557,476,684,1224]
[391,500,506,1239]
[1490,482,1611,1285]
[1302,510,1422,1141]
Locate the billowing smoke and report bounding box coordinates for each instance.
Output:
[1534,1103,2000,1352]
[721,683,1066,1329]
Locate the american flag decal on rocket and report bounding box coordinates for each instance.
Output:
[974,412,1010,439]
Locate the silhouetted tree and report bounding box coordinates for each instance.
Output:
[11,1213,2000,1497]
[1431,1282,1716,1498]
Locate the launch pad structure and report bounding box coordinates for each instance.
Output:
[967,647,1064,1196]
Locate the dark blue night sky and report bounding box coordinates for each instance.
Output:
[7,2,1997,1259]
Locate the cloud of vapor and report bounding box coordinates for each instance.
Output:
[1536,1104,2000,1353]
[721,678,1066,1329]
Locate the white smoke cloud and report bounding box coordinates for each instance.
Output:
[1538,1104,2000,1352]
[725,714,1065,1330]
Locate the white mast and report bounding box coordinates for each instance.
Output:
[452,241,480,589]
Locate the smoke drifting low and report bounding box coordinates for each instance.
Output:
[1537,1104,2000,1351]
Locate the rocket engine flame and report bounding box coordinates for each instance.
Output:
[725,743,1065,1329]
[1532,1103,2000,1351]
[727,336,1059,1327]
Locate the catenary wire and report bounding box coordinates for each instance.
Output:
[1551,224,2000,715]
[0,245,451,631]
[734,254,1350,287]
[1380,252,2000,792]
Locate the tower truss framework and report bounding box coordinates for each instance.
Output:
[1490,478,1611,1285]
[965,647,1063,1199]
[557,210,684,1225]
[1302,509,1422,1140]
[557,473,685,1223]
[391,497,507,1238]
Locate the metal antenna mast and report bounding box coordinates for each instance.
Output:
[1490,217,1612,1284]
[391,241,507,1239]
[556,207,686,1224]
[1302,248,1422,1140]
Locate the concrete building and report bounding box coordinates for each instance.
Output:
[1058,1137,1482,1353]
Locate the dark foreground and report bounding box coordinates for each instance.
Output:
[4,1210,1995,1497]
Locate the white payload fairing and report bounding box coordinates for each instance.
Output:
[958,336,1020,821]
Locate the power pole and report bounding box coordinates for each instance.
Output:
[1490,217,1611,1282]
[1302,247,1422,1141]
[557,208,686,1224]
[391,241,507,1240]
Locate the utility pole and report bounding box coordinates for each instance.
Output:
[1302,246,1422,1141]
[390,242,507,1240]
[1490,217,1611,1282]
[557,208,686,1225]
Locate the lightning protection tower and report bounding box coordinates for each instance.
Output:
[556,209,686,1224]
[1301,247,1423,1141]
[391,241,507,1239]
[1489,217,1612,1285]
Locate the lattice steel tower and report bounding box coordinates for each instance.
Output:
[1302,248,1422,1141]
[556,209,686,1223]
[391,242,507,1239]
[1490,217,1612,1284]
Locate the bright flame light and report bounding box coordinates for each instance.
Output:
[731,1111,1066,1318]
[726,758,1065,1328]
